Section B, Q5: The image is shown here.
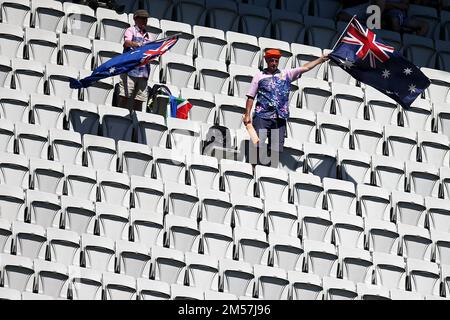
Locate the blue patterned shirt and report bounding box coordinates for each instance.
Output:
[247,68,303,119]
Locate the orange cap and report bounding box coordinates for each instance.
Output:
[264,49,282,59]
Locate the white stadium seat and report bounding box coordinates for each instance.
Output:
[31,95,64,130]
[31,0,65,33]
[0,0,30,28]
[253,264,289,300]
[160,19,194,56]
[61,196,96,235]
[180,88,216,124]
[136,278,170,300]
[81,233,115,273]
[193,26,227,62]
[29,158,64,195]
[199,221,233,259]
[45,64,79,100]
[185,251,219,291]
[68,265,102,300]
[97,170,131,208]
[373,252,406,290]
[33,259,70,299]
[231,194,264,232]
[46,227,81,266]
[195,57,229,95]
[102,272,136,300]
[151,245,186,285]
[226,31,260,68]
[331,83,364,119]
[12,221,46,260]
[289,271,323,300]
[83,134,118,172]
[0,253,34,292]
[12,59,45,95]
[96,7,130,44]
[63,2,97,39]
[219,258,254,297]
[116,239,151,279]
[25,27,58,65]
[0,153,29,189]
[15,122,49,160]
[0,24,24,59]
[0,184,25,223]
[161,52,196,89]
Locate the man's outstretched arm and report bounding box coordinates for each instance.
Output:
[299,54,330,73]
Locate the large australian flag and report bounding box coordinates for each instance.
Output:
[329,17,431,109]
[70,35,178,89]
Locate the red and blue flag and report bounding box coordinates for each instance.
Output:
[70,35,178,89]
[329,17,431,109]
[169,96,193,120]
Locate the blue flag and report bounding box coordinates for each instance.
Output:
[70,36,178,89]
[329,17,431,109]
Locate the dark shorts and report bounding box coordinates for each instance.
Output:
[253,116,287,153]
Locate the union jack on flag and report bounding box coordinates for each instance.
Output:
[139,36,178,67]
[70,35,178,89]
[341,18,394,68]
[329,17,430,109]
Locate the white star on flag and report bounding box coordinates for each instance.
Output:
[408,84,416,94]
[109,67,116,74]
[338,58,354,69]
[403,68,412,75]
[382,69,390,79]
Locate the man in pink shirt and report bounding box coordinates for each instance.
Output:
[244,49,328,164]
[117,9,156,111]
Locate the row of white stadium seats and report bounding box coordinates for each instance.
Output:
[4,0,450,72]
[1,184,450,260]
[4,118,450,200]
[0,0,347,49]
[2,169,450,230]
[4,110,450,195]
[4,122,450,194]
[2,77,450,147]
[3,12,450,85]
[1,233,450,299]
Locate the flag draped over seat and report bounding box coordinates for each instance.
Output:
[148,84,193,119]
[169,96,193,120]
[69,35,179,89]
[329,17,431,109]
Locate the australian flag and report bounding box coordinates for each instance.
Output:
[69,35,178,89]
[329,17,431,109]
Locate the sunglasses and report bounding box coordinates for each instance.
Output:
[266,58,280,62]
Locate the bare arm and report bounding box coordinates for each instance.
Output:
[299,54,329,73]
[243,97,254,125]
[124,40,142,49]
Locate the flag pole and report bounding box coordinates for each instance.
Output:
[330,15,357,52]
